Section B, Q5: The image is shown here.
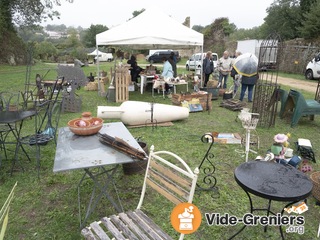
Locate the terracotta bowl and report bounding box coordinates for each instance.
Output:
[68,118,104,136]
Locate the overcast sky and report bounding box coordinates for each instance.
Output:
[45,0,275,29]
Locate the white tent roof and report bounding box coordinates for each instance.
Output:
[87,49,106,56]
[96,8,203,49]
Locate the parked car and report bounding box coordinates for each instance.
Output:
[147,50,180,63]
[305,53,320,80]
[185,52,218,71]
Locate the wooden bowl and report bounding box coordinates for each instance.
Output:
[68,118,103,136]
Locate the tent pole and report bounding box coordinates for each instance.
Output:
[200,45,203,87]
[96,45,101,96]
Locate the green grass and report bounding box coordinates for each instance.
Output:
[0,62,320,240]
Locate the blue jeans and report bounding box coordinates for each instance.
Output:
[240,84,254,101]
[218,73,228,89]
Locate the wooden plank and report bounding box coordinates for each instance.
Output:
[89,221,110,240]
[148,169,189,199]
[81,227,98,240]
[127,211,164,240]
[146,178,182,204]
[118,212,150,240]
[135,210,173,240]
[109,214,139,240]
[150,160,191,189]
[101,217,127,240]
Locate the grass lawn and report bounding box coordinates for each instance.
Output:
[0,61,320,240]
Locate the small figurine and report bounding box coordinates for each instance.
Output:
[271,133,301,167]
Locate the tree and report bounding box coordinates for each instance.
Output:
[17,25,48,42]
[300,0,317,13]
[298,0,320,39]
[229,27,265,41]
[183,17,190,28]
[34,41,58,60]
[263,0,302,40]
[0,0,73,64]
[63,30,82,48]
[192,25,205,33]
[203,18,236,54]
[131,9,145,19]
[82,24,108,47]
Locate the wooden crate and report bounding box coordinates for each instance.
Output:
[172,93,212,110]
[115,66,130,102]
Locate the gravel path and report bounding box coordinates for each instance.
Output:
[276,76,318,93]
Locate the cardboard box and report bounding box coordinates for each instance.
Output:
[205,132,242,144]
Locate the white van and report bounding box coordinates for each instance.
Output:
[305,53,320,80]
[185,52,218,71]
[95,53,113,62]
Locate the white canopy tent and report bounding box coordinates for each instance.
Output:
[96,7,203,49]
[95,7,204,94]
[87,49,107,56]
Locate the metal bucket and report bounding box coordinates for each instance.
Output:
[122,141,149,175]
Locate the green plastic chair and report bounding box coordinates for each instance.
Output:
[277,89,289,117]
[282,89,320,127]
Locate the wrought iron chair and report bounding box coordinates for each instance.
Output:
[14,100,62,177]
[0,91,21,161]
[281,89,320,127]
[81,145,199,240]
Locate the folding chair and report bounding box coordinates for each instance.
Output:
[81,145,199,240]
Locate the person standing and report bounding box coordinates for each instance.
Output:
[127,55,142,83]
[169,51,177,77]
[202,51,214,87]
[239,73,259,102]
[230,51,242,95]
[161,57,174,93]
[217,51,233,89]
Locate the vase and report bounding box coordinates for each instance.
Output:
[97,101,189,125]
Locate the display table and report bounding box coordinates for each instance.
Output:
[53,122,145,228]
[230,161,312,239]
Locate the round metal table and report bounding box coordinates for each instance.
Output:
[230,160,312,239]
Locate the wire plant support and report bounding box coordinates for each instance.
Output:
[239,111,259,162]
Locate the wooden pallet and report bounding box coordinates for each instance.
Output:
[115,65,130,102]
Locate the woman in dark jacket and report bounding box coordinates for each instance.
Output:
[202,51,214,87]
[127,55,142,83]
[239,74,259,102]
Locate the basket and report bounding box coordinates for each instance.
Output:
[68,117,104,136]
[310,171,320,201]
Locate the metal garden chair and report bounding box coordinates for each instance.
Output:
[14,99,62,177]
[81,145,199,240]
[0,91,21,161]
